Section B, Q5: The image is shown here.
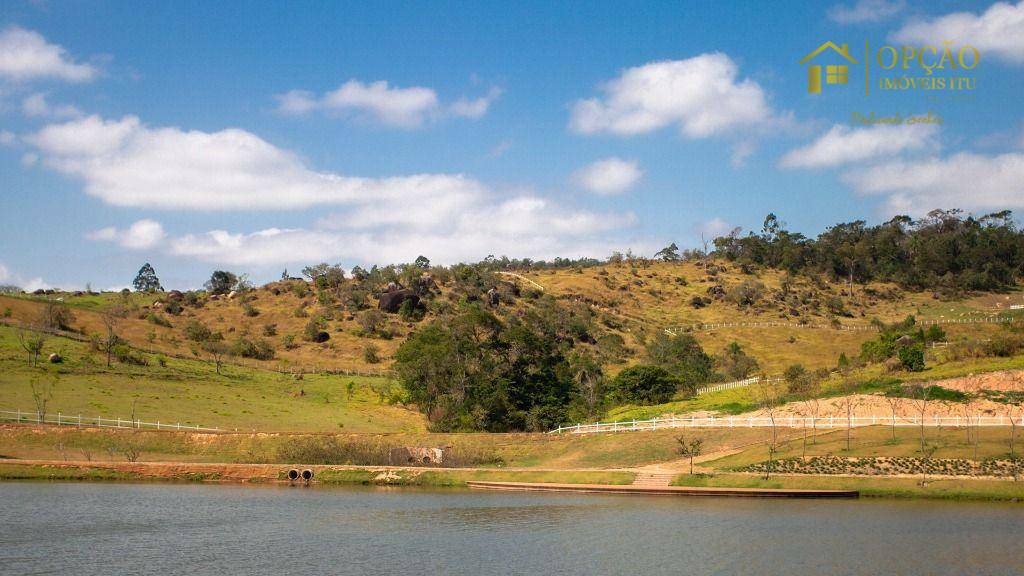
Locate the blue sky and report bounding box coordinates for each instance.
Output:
[1,0,1022,290]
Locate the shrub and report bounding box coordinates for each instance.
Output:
[164,301,183,316]
[610,365,679,405]
[232,337,275,360]
[262,323,277,337]
[898,344,925,372]
[725,280,765,307]
[184,320,213,342]
[363,344,381,364]
[304,316,327,341]
[689,295,706,309]
[242,303,259,317]
[147,313,172,327]
[282,334,298,349]
[358,309,386,336]
[112,344,147,365]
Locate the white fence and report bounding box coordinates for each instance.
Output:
[549,414,1024,434]
[671,316,1018,334]
[0,409,221,432]
[694,376,781,395]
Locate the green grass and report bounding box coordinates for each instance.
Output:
[671,472,1024,502]
[315,468,634,487]
[0,325,426,433]
[703,426,1022,470]
[0,463,139,482]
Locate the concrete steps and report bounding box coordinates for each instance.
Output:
[632,472,675,487]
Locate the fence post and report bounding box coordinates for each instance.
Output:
[58,412,61,426]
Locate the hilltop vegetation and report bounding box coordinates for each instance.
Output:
[2,209,1024,432]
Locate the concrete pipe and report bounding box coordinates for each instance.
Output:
[287,469,300,481]
[301,469,314,481]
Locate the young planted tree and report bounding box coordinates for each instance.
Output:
[755,376,782,480]
[29,375,57,422]
[17,327,46,366]
[883,394,903,444]
[98,311,120,368]
[675,435,704,475]
[836,379,861,452]
[203,340,229,374]
[905,383,932,454]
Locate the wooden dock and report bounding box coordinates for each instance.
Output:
[466,481,859,499]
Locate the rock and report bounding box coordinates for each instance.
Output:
[312,331,330,343]
[227,290,237,300]
[378,289,419,313]
[167,290,184,301]
[486,288,500,306]
[48,353,63,364]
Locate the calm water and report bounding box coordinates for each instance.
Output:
[2,482,1023,576]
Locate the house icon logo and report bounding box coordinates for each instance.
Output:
[800,41,859,94]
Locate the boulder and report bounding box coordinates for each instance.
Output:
[378,289,419,313]
[48,353,63,364]
[312,331,330,343]
[227,290,237,300]
[167,290,184,301]
[486,288,500,306]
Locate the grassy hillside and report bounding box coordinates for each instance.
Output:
[0,325,426,433]
[4,260,1021,377]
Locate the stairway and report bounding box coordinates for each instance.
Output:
[631,471,675,487]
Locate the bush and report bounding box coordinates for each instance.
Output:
[985,333,1024,357]
[610,365,679,405]
[112,344,147,365]
[363,344,380,364]
[184,320,213,342]
[358,309,386,336]
[242,303,259,317]
[262,323,277,337]
[304,316,327,341]
[164,301,183,316]
[232,337,275,360]
[147,313,172,327]
[898,344,925,372]
[725,280,765,307]
[282,334,298,349]
[689,295,706,309]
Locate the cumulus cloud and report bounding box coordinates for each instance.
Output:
[0,261,51,292]
[780,122,939,169]
[569,54,774,138]
[843,152,1024,215]
[25,114,493,211]
[890,1,1024,64]
[154,194,641,267]
[572,157,643,195]
[696,217,735,239]
[87,219,166,249]
[0,26,97,82]
[0,129,14,145]
[276,80,500,127]
[828,0,905,24]
[21,92,81,118]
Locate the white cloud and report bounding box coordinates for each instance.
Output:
[0,261,51,292]
[697,217,734,239]
[843,152,1024,215]
[0,129,14,145]
[780,122,939,169]
[569,54,774,138]
[828,0,905,24]
[890,1,1024,64]
[449,87,503,119]
[21,92,81,118]
[572,157,643,195]
[487,139,512,158]
[730,141,757,168]
[20,152,38,167]
[276,80,500,127]
[87,219,166,250]
[162,193,642,267]
[0,26,97,82]
[25,114,492,211]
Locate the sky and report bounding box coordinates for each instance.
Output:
[1,0,1023,290]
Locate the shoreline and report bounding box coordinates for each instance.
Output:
[2,459,1023,503]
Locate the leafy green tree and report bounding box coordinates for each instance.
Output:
[654,243,680,261]
[645,332,715,391]
[414,255,431,269]
[132,263,163,292]
[610,365,678,405]
[204,270,238,295]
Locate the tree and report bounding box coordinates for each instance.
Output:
[29,374,56,422]
[715,342,759,380]
[569,352,605,420]
[675,435,704,475]
[654,243,680,262]
[610,365,678,405]
[98,310,121,368]
[204,270,238,295]
[883,393,903,443]
[17,327,46,366]
[203,340,229,374]
[414,255,431,269]
[905,383,932,454]
[132,263,162,292]
[755,377,782,480]
[645,332,715,391]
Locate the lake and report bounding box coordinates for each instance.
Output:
[2,482,1022,575]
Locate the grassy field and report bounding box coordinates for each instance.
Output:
[671,473,1024,502]
[0,325,426,433]
[701,426,1023,470]
[0,425,773,469]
